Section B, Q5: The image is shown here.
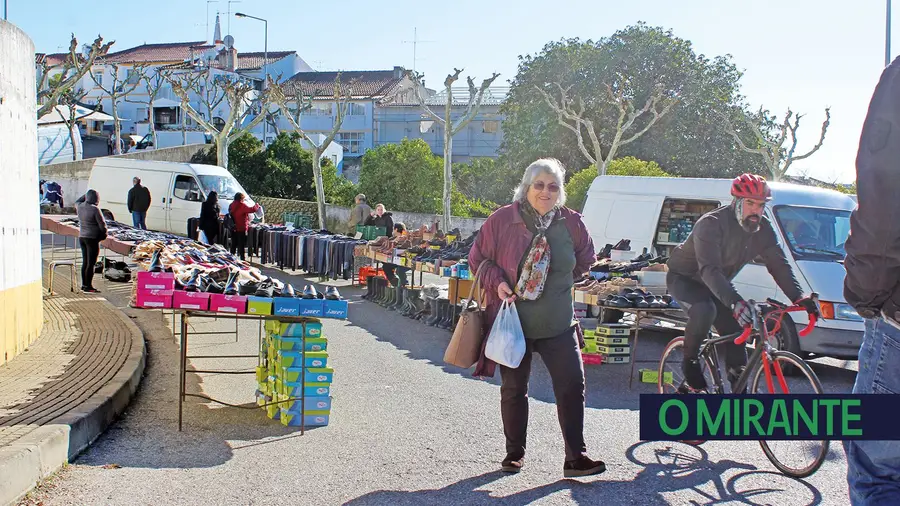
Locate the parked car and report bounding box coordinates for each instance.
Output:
[582,175,861,360]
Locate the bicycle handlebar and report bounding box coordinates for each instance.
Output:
[733,301,818,345]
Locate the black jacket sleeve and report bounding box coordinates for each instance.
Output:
[844,59,900,317]
[758,219,804,303]
[363,216,375,226]
[127,187,135,213]
[384,215,394,236]
[693,215,743,307]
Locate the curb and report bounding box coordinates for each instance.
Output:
[0,298,146,506]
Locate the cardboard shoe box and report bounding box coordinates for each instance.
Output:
[298,299,325,318]
[275,350,328,369]
[277,380,331,398]
[136,289,174,309]
[323,300,348,319]
[247,296,274,315]
[209,294,247,314]
[596,324,633,336]
[173,291,210,311]
[137,271,175,291]
[273,298,301,317]
[280,409,330,427]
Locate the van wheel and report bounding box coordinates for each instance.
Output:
[599,308,624,324]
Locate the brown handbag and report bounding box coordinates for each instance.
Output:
[443,259,490,368]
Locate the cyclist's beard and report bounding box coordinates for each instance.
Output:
[734,198,761,233]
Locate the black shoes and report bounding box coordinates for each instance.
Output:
[223,271,239,296]
[148,250,163,272]
[563,456,606,478]
[184,269,202,292]
[302,285,320,300]
[254,278,275,298]
[325,286,342,300]
[682,358,708,391]
[501,455,525,473]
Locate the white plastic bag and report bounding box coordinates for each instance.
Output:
[198,230,209,244]
[484,300,527,368]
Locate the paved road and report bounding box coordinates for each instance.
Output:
[23,267,856,505]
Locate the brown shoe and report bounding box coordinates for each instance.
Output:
[501,455,525,473]
[563,456,606,478]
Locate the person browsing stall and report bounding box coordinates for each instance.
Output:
[228,192,260,260]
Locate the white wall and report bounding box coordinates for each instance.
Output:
[0,20,43,364]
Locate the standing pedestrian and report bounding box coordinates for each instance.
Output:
[76,189,107,293]
[842,57,900,505]
[348,194,372,235]
[127,177,151,230]
[199,191,221,245]
[228,192,260,260]
[469,158,604,477]
[364,203,393,237]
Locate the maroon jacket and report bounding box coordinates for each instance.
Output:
[468,201,596,378]
[229,200,261,233]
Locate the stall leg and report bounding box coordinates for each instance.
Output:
[179,313,188,431]
[628,312,643,389]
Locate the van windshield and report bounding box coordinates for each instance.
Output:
[773,205,851,261]
[196,175,247,201]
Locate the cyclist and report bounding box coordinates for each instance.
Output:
[665,173,821,392]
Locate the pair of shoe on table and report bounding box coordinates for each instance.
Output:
[180,268,343,301]
[600,289,678,309]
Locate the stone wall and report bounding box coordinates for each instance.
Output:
[0,20,42,365]
[256,197,319,227]
[39,143,209,204]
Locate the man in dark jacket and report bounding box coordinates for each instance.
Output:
[666,173,818,392]
[127,177,151,230]
[842,58,900,505]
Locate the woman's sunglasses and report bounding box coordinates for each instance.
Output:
[532,181,560,193]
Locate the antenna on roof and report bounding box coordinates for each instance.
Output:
[401,27,434,73]
[206,0,220,43]
[227,0,241,35]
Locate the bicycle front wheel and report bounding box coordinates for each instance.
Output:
[749,350,829,478]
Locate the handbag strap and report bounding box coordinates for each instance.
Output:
[464,259,491,306]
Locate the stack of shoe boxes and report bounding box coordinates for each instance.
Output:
[256,319,333,427]
[581,324,633,365]
[135,271,175,308]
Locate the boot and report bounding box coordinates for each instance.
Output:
[373,278,386,304]
[223,271,239,296]
[427,299,443,326]
[385,286,397,308]
[390,286,406,311]
[401,288,417,316]
[148,250,164,272]
[379,285,392,307]
[184,268,202,292]
[440,299,454,329]
[362,276,375,299]
[409,290,425,319]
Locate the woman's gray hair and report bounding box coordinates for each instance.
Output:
[513,158,567,207]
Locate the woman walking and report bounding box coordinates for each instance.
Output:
[469,158,604,477]
[199,191,221,245]
[76,189,108,293]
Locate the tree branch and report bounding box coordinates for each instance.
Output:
[786,107,831,162]
[37,34,114,118]
[451,72,500,134]
[535,83,598,165]
[411,71,445,125]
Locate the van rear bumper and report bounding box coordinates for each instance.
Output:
[799,326,863,359]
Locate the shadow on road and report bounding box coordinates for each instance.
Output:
[343,441,824,506]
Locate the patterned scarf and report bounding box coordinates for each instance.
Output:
[514,201,558,300]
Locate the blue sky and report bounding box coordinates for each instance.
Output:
[10,0,892,182]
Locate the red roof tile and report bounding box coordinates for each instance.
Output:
[285,70,407,99]
[103,41,213,63]
[236,51,295,71]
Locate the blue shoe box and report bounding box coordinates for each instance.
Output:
[273,298,301,317]
[280,395,333,413]
[323,300,349,319]
[270,336,304,351]
[280,367,334,384]
[280,410,330,427]
[275,350,328,369]
[304,322,323,337]
[277,381,331,398]
[298,299,324,317]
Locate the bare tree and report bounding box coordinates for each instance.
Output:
[37,34,114,119]
[269,75,352,230]
[91,62,140,154]
[168,70,270,167]
[536,82,677,177]
[722,106,831,182]
[411,68,500,231]
[125,65,171,149]
[53,85,87,161]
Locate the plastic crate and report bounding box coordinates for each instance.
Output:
[356,225,387,241]
[283,212,313,229]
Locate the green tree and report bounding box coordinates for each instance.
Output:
[565,157,671,211]
[358,139,443,213]
[501,23,766,179]
[322,164,358,207]
[453,157,522,207]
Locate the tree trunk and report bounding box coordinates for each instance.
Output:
[149,97,158,149]
[217,135,229,168]
[112,99,122,155]
[442,131,453,232]
[312,150,327,230]
[68,118,79,161]
[181,107,187,145]
[598,159,610,177]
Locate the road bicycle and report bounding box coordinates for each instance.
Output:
[657,294,828,478]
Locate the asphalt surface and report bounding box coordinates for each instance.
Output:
[22,266,857,505]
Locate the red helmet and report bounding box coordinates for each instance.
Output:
[731,173,772,201]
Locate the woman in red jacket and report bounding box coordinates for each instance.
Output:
[228,192,260,260]
[469,158,603,478]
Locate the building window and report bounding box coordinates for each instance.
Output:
[306,102,333,116]
[92,72,103,87]
[336,132,365,155]
[136,107,149,122]
[126,69,140,84]
[346,103,365,116]
[482,120,499,133]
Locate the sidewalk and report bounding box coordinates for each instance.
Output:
[0,265,145,505]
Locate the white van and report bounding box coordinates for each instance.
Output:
[582,175,861,360]
[38,123,82,165]
[87,158,256,235]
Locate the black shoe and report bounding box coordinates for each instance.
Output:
[682,358,708,391]
[563,456,606,478]
[254,278,275,298]
[238,280,260,296]
[325,286,342,300]
[302,285,319,299]
[148,250,163,272]
[184,269,202,292]
[205,278,224,294]
[83,287,101,293]
[223,271,239,296]
[501,455,525,473]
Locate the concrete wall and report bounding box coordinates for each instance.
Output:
[39,143,209,204]
[256,197,320,227]
[324,205,486,237]
[1,21,43,365]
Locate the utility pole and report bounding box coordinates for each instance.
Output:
[888,0,893,66]
[207,0,219,42]
[3,0,7,20]
[227,0,241,35]
[401,27,434,73]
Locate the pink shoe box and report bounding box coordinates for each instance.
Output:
[137,271,175,291]
[136,289,173,309]
[173,291,211,311]
[209,293,247,314]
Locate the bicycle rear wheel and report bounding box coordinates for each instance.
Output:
[749,350,829,478]
[658,337,717,445]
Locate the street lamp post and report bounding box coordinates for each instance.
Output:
[235,12,268,144]
[888,0,893,66]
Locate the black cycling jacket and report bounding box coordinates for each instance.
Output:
[666,205,804,308]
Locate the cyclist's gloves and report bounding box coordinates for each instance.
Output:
[732,300,753,326]
[794,296,821,318]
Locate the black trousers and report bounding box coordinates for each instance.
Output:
[231,231,247,260]
[382,263,409,287]
[499,325,587,462]
[202,228,218,246]
[79,237,100,289]
[666,271,747,371]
